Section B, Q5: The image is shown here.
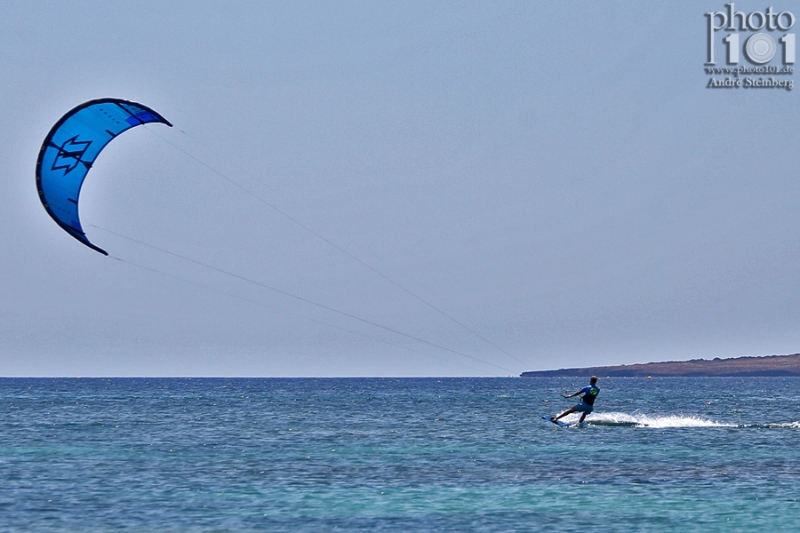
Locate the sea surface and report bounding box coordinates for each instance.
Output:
[0,377,798,532]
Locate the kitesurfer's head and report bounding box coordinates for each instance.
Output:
[590,376,597,385]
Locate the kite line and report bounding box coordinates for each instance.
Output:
[94,224,516,375]
[143,124,531,371]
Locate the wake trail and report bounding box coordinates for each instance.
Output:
[581,412,735,428]
[581,412,800,429]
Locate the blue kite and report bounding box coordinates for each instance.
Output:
[36,98,172,255]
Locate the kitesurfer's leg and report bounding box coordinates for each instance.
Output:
[552,406,577,422]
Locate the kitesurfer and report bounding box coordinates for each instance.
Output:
[550,376,599,425]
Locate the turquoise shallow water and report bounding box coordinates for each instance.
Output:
[1,377,798,531]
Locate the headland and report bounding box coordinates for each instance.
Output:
[520,353,800,377]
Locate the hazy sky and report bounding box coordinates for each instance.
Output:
[2,1,799,377]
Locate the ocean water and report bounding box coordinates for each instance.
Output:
[0,377,798,532]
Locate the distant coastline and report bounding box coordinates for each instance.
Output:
[520,353,800,377]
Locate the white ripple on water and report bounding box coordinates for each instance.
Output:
[765,421,800,429]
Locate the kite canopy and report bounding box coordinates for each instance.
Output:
[36,98,172,255]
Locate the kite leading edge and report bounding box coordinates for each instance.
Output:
[36,98,172,255]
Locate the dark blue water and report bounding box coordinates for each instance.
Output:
[1,377,798,531]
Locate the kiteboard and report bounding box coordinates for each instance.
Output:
[542,414,570,427]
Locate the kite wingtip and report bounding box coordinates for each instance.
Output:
[90,243,109,256]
